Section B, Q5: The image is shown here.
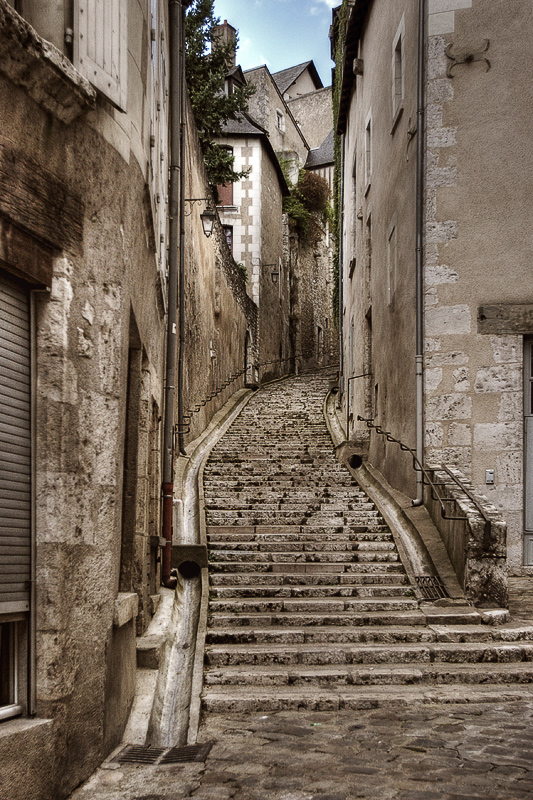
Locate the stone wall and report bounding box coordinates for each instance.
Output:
[0,47,166,800]
[244,66,309,165]
[425,468,507,607]
[287,86,333,150]
[181,104,257,443]
[423,0,533,569]
[289,216,336,372]
[258,147,290,382]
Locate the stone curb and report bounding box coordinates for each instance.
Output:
[122,387,258,748]
[323,389,467,605]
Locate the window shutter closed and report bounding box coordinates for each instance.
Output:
[74,0,128,111]
[0,272,31,614]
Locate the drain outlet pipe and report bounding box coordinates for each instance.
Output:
[161,0,186,589]
[414,0,426,506]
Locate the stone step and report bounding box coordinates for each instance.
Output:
[209,584,414,599]
[204,662,533,694]
[206,531,394,543]
[204,641,533,668]
[209,535,396,558]
[209,572,409,586]
[207,611,426,628]
[209,550,399,564]
[208,541,397,555]
[208,597,419,614]
[206,625,437,646]
[209,561,406,574]
[207,525,391,536]
[202,661,533,689]
[200,683,533,713]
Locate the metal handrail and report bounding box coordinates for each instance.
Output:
[357,416,492,545]
[176,358,340,436]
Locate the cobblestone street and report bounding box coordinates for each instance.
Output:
[72,701,533,799]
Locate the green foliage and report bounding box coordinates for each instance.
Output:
[282,167,332,242]
[185,0,255,188]
[234,260,248,282]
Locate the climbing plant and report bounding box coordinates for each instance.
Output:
[281,165,332,243]
[185,0,255,188]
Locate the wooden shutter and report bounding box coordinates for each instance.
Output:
[0,272,31,614]
[74,0,128,111]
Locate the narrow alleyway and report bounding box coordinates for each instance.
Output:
[70,371,533,800]
[201,371,533,710]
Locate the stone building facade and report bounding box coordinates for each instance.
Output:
[334,0,533,607]
[215,25,337,376]
[0,2,258,799]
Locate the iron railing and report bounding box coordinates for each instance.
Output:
[357,416,492,547]
[175,359,339,438]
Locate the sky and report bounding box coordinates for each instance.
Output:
[212,0,336,87]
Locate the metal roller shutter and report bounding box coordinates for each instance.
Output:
[0,271,30,614]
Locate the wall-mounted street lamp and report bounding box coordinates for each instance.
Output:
[262,263,279,284]
[184,198,216,238]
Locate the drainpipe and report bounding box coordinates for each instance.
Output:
[413,0,426,506]
[161,0,185,589]
[177,0,187,457]
[338,134,345,401]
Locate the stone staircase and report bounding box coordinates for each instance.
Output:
[201,372,533,712]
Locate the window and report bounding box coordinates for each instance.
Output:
[217,147,234,207]
[223,225,233,253]
[276,110,285,132]
[0,270,31,721]
[74,0,128,110]
[392,17,405,128]
[364,111,372,190]
[387,218,398,304]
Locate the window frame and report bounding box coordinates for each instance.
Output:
[391,16,405,132]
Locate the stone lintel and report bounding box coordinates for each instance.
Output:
[0,218,54,287]
[478,304,533,335]
[113,592,139,628]
[0,0,96,124]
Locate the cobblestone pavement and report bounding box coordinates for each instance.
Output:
[71,701,533,799]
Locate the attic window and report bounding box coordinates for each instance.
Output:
[276,110,285,133]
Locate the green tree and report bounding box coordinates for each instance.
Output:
[185,0,255,188]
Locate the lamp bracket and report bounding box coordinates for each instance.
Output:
[445,39,490,78]
[184,197,211,216]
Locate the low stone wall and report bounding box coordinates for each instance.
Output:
[425,467,508,608]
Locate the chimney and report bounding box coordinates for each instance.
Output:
[214,19,237,68]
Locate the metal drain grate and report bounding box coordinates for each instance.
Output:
[114,742,214,766]
[160,742,214,764]
[415,575,449,600]
[116,746,166,765]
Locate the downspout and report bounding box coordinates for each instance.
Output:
[161,0,184,588]
[338,133,345,402]
[413,0,426,506]
[177,1,187,457]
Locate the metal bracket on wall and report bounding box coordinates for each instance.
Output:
[445,39,490,78]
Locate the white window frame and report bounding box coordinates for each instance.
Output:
[391,15,405,130]
[276,110,285,133]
